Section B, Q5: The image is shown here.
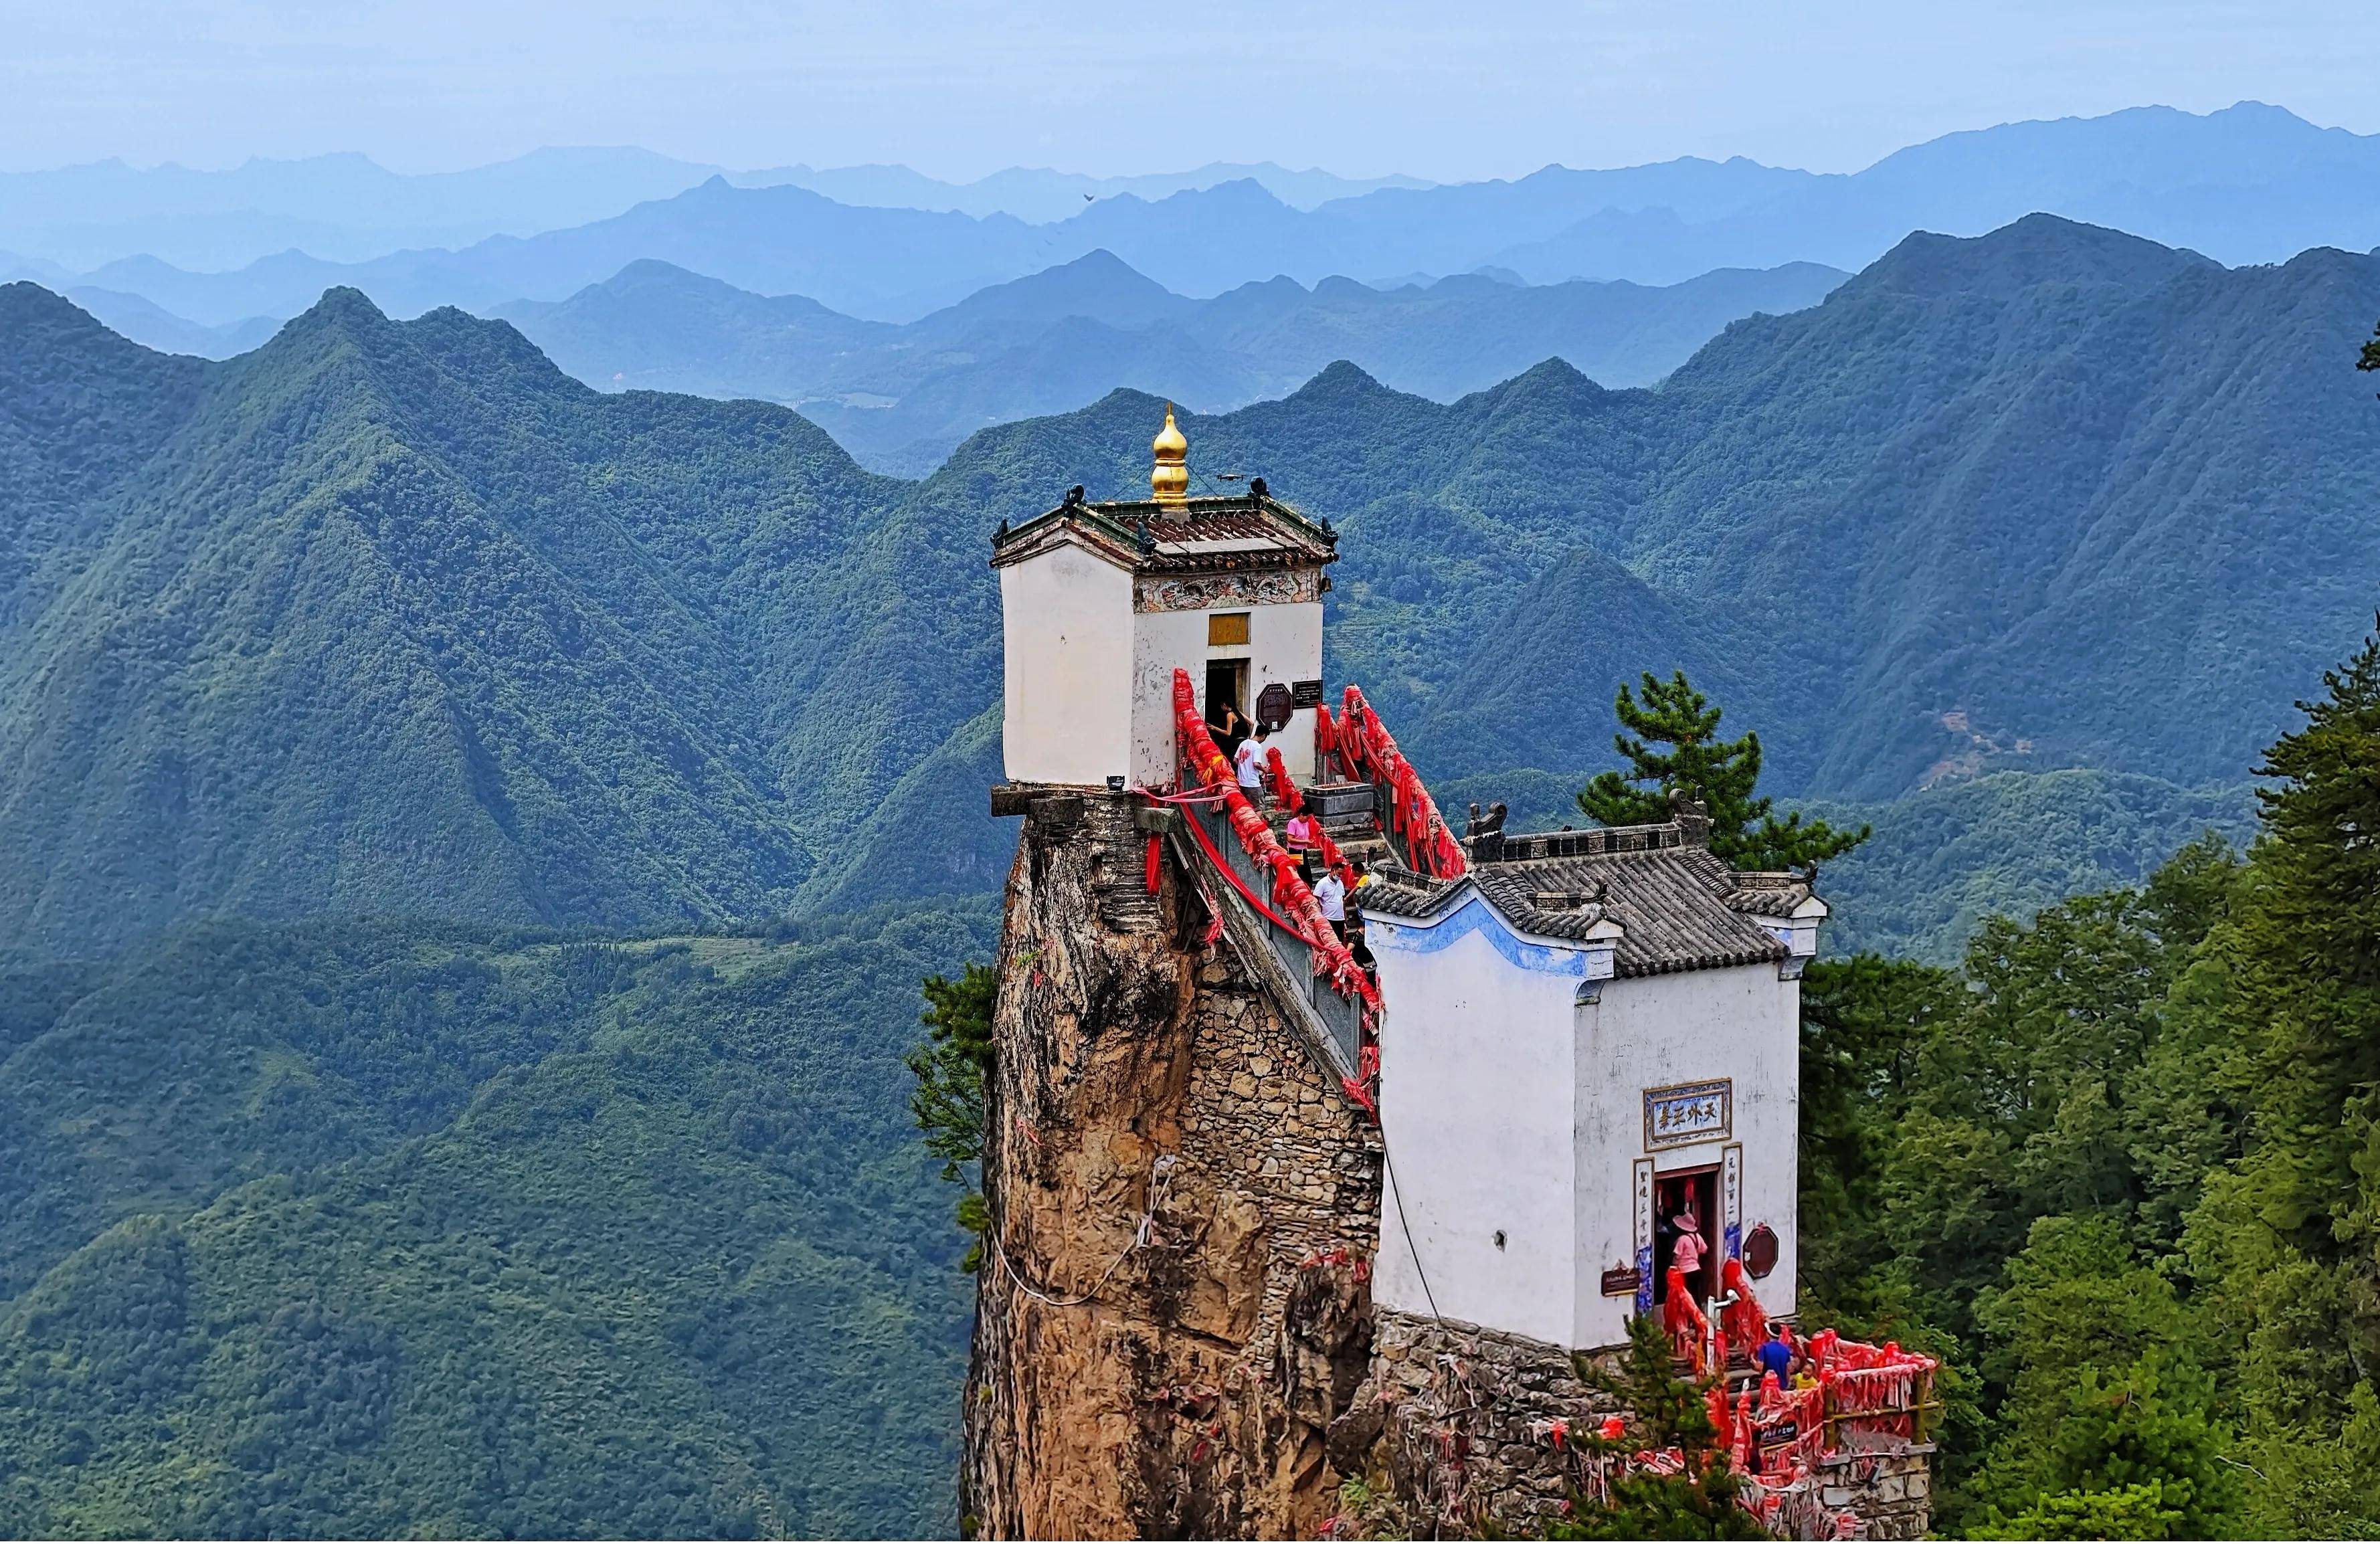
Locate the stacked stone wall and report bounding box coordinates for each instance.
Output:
[1815,1442,1934,1541]
[1340,1309,1624,1535]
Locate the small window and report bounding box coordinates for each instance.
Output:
[1208,612,1251,647]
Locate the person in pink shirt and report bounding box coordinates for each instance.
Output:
[1671,1212,1708,1280]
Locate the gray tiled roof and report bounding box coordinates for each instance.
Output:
[989,492,1336,574]
[1361,826,1813,977]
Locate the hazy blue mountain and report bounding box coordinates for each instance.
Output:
[735,160,1433,222]
[0,148,726,270]
[1489,101,2380,282]
[42,179,1062,326]
[498,251,1846,473]
[58,286,282,358]
[37,102,2380,334]
[0,152,1437,274]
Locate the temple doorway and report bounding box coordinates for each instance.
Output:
[1653,1167,1720,1306]
[1205,658,1249,726]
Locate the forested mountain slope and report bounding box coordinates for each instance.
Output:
[8,215,2376,953]
[811,216,2379,911]
[0,903,993,1536]
[0,282,930,951]
[496,253,1845,474]
[897,218,2378,797]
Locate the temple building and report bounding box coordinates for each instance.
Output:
[992,405,1335,791]
[964,408,1934,1541]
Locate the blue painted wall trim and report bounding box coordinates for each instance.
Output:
[1371,893,1588,977]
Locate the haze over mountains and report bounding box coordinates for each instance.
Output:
[9,94,2380,1529]
[0,151,1427,274]
[493,253,1847,474]
[11,101,2380,331]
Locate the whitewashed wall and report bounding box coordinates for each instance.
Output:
[1127,598,1322,789]
[1000,544,1134,786]
[1372,900,1590,1347]
[1372,897,1801,1351]
[1573,961,1799,1349]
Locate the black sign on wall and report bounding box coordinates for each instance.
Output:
[1289,678,1325,708]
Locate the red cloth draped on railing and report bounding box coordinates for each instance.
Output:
[1172,671,1381,1020]
[1663,1268,1710,1375]
[1331,685,1467,879]
[1721,1258,1765,1351]
[1265,747,1303,812]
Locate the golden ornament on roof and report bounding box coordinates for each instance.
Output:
[1151,403,1190,508]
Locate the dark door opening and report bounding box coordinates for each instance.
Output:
[1205,659,1249,734]
[1653,1167,1721,1307]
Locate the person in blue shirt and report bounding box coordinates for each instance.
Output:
[1756,1321,1797,1384]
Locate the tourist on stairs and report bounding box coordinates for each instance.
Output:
[1311,863,1348,941]
[1234,725,1271,794]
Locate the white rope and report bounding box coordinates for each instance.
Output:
[988,1152,1177,1309]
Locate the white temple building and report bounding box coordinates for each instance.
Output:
[1362,819,1824,1350]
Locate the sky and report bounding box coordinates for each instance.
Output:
[5,0,2379,179]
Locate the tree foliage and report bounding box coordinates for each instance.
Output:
[1578,670,1869,870]
[1796,623,2380,1537]
[1550,1315,1766,1541]
[906,961,999,1270]
[0,905,997,1538]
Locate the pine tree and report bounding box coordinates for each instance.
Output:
[1576,671,1869,870]
[905,961,999,1268]
[1549,1314,1766,1540]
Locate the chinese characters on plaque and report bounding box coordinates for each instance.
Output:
[1642,1078,1732,1150]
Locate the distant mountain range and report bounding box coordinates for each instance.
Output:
[0,151,1431,273]
[491,252,1848,474]
[11,103,2380,328]
[6,213,2376,957]
[737,160,1433,223]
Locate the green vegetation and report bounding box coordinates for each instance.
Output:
[0,902,996,1537]
[1794,625,2380,1536]
[1550,1316,1764,1541]
[11,213,2379,958]
[7,215,2380,1537]
[905,962,998,1269]
[1576,670,1867,870]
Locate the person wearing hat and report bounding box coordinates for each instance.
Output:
[1670,1208,1708,1285]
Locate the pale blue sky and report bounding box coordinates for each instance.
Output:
[6,0,2378,179]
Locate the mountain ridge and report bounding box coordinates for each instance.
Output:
[7,213,2377,956]
[490,251,1847,472]
[22,102,2380,330]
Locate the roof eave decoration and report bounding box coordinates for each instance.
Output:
[1367,890,1620,981]
[990,491,1337,573]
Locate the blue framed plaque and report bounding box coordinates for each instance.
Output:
[1643,1079,1732,1150]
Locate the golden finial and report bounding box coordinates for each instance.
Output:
[1151,403,1189,508]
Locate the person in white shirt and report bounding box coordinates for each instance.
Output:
[1311,866,1347,939]
[1233,726,1271,791]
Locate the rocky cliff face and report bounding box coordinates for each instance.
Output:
[961,790,1382,1539]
